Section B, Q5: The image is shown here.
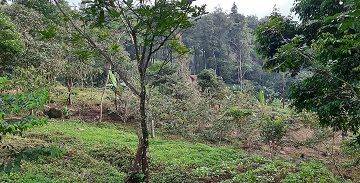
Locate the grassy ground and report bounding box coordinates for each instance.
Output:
[0,120,345,183]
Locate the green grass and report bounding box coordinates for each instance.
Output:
[50,86,115,106]
[0,120,344,182]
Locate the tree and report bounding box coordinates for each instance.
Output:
[1,3,65,79]
[0,75,48,142]
[53,0,206,181]
[0,12,24,74]
[183,9,233,81]
[0,12,47,142]
[255,0,360,143]
[197,69,223,93]
[228,3,252,90]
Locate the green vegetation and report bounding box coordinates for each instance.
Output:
[0,121,342,183]
[255,0,360,142]
[0,0,358,182]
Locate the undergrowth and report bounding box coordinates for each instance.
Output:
[0,121,345,182]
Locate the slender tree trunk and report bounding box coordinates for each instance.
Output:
[203,50,207,69]
[99,63,111,122]
[67,78,73,106]
[240,54,243,90]
[139,73,149,183]
[237,52,243,90]
[114,91,118,111]
[281,73,286,108]
[193,47,197,74]
[128,71,150,183]
[0,66,4,76]
[151,120,155,138]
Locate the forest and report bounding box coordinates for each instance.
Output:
[0,0,359,182]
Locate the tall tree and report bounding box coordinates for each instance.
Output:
[228,2,252,90]
[0,12,24,74]
[255,0,360,142]
[54,0,206,181]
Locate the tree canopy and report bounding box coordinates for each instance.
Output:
[255,0,360,142]
[0,12,23,69]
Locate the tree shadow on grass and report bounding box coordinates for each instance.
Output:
[0,145,66,173]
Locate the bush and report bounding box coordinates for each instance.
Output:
[197,69,223,92]
[151,165,197,183]
[0,77,49,141]
[89,146,133,172]
[261,118,286,144]
[225,107,252,120]
[341,138,360,167]
[231,159,296,183]
[283,161,341,183]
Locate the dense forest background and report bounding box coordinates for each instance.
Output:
[153,4,292,100]
[0,0,359,182]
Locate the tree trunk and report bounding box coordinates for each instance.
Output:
[203,50,207,69]
[237,52,243,90]
[99,63,111,122]
[114,91,118,111]
[67,78,73,106]
[127,72,150,183]
[281,73,286,108]
[151,120,155,138]
[139,73,149,182]
[240,55,243,90]
[0,66,4,76]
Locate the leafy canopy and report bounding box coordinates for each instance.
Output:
[255,0,360,142]
[0,12,23,64]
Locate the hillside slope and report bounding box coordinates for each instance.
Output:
[0,121,344,183]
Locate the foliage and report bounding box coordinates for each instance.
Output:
[89,146,133,172]
[0,0,358,182]
[0,117,47,141]
[255,0,360,142]
[182,5,292,97]
[1,3,64,76]
[261,117,287,144]
[0,77,48,115]
[283,161,341,183]
[230,159,296,183]
[78,1,207,179]
[225,107,252,120]
[197,69,223,92]
[341,138,360,167]
[0,121,339,182]
[0,76,48,141]
[258,89,265,105]
[147,61,183,97]
[0,12,23,65]
[255,11,298,71]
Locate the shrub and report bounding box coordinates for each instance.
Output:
[197,69,223,92]
[89,146,133,172]
[261,118,286,144]
[283,161,341,183]
[341,138,360,167]
[151,165,197,183]
[258,89,266,105]
[231,159,296,183]
[0,77,48,141]
[225,107,252,120]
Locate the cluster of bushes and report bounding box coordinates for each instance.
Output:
[146,68,301,146]
[0,76,48,141]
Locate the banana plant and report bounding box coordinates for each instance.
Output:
[258,89,266,106]
[108,70,125,110]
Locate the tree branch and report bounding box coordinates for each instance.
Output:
[53,0,140,96]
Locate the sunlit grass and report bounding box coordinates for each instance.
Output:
[0,120,342,183]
